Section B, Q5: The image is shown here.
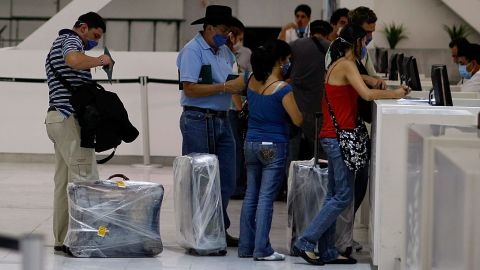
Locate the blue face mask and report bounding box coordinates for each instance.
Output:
[84,40,98,51]
[281,62,291,78]
[361,47,367,59]
[296,27,306,38]
[213,34,228,48]
[458,64,472,79]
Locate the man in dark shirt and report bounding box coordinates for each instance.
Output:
[289,20,332,160]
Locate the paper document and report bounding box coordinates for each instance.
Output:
[103,47,115,83]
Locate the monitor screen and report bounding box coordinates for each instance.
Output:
[406,57,422,91]
[396,53,405,84]
[388,53,398,81]
[375,48,389,75]
[431,65,453,106]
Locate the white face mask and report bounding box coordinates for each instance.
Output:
[337,26,343,36]
[233,41,243,51]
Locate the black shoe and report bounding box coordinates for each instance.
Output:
[226,233,239,247]
[292,246,324,265]
[62,245,74,257]
[325,256,357,264]
[53,245,63,252]
[187,248,227,256]
[339,246,353,257]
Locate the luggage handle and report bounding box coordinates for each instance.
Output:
[107,174,130,181]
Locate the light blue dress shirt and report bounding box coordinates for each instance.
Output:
[177,32,234,111]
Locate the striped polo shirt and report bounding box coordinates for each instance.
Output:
[45,29,92,118]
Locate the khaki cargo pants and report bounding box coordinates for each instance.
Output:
[45,110,99,246]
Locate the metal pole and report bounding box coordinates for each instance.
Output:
[20,234,44,270]
[140,76,151,165]
[134,76,162,168]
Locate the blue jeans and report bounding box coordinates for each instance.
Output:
[180,110,236,230]
[294,138,354,262]
[239,141,287,258]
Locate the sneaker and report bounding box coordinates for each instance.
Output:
[254,252,286,261]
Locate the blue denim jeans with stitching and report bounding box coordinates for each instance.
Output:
[294,138,354,262]
[239,141,287,258]
[180,110,236,230]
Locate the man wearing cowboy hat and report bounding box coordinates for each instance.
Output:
[177,5,244,249]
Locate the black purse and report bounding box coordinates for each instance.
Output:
[324,91,370,172]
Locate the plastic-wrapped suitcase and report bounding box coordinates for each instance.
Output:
[287,112,329,254]
[286,158,329,254]
[173,153,226,256]
[64,174,164,258]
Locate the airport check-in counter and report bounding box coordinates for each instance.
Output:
[430,146,480,270]
[369,99,480,270]
[405,124,480,270]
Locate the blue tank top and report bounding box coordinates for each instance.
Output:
[246,81,293,143]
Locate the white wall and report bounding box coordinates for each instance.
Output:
[237,0,324,27]
[0,49,182,157]
[372,0,480,49]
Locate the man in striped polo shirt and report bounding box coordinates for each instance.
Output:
[44,11,113,255]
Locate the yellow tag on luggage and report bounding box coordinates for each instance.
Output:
[98,226,109,237]
[116,181,126,188]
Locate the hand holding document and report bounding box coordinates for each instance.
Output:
[102,47,115,84]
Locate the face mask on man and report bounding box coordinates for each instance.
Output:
[361,47,367,59]
[84,40,98,51]
[213,34,228,48]
[297,27,306,38]
[458,64,472,79]
[337,26,343,36]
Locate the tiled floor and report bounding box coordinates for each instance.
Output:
[0,162,372,270]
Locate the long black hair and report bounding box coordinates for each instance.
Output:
[251,39,291,82]
[328,24,366,68]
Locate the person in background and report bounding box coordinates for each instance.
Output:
[288,20,332,163]
[449,37,470,65]
[458,43,480,92]
[327,8,349,41]
[226,17,251,199]
[449,37,471,84]
[238,39,303,261]
[293,24,407,266]
[45,11,113,255]
[278,4,312,43]
[176,5,245,249]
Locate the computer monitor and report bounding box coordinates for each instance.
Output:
[406,57,422,91]
[402,56,410,85]
[375,48,389,76]
[388,53,398,81]
[430,65,453,106]
[396,53,405,84]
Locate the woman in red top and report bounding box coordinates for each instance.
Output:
[293,24,408,265]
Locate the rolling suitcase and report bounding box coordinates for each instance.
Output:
[173,153,226,256]
[287,112,329,254]
[64,174,164,257]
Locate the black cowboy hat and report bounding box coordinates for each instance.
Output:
[191,5,235,26]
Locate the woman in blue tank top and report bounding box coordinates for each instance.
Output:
[238,40,302,261]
